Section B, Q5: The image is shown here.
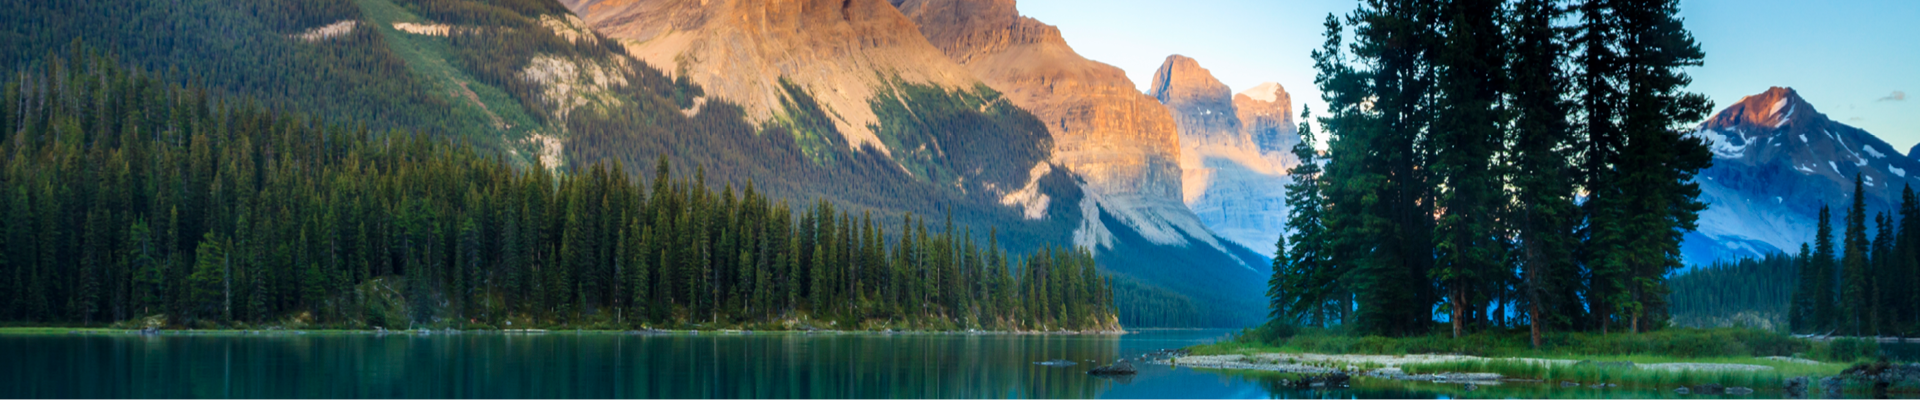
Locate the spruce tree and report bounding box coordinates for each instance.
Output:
[1431,0,1509,338]
[1790,243,1815,333]
[1841,175,1870,335]
[1812,206,1838,332]
[1509,0,1581,346]
[1275,108,1331,327]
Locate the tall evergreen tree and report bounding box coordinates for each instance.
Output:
[1508,0,1581,346]
[1812,206,1838,332]
[1789,243,1815,333]
[1274,108,1334,327]
[1840,175,1870,335]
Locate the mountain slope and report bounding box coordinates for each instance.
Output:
[1686,87,1917,264]
[1151,56,1300,256]
[561,0,978,156]
[0,0,683,168]
[892,0,1270,326]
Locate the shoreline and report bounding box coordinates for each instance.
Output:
[0,327,1132,336]
[1155,352,1847,390]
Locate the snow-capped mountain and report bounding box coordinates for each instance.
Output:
[1685,87,1917,264]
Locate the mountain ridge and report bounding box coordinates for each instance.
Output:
[1687,86,1917,264]
[1151,55,1299,256]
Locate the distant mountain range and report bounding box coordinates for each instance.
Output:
[1685,87,1917,265]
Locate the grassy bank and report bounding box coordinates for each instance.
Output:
[1397,358,1837,389]
[1183,326,1882,390]
[1196,326,1876,362]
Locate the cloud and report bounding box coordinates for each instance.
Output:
[1878,91,1907,102]
[1849,116,1867,123]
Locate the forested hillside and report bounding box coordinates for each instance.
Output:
[0,48,1119,331]
[1671,178,1920,337]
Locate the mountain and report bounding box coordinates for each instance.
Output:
[1686,87,1918,264]
[891,0,1270,327]
[1150,56,1300,256]
[551,0,1270,326]
[560,0,985,157]
[1,0,644,165]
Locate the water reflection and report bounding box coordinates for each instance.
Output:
[2,331,1189,398]
[1,330,1851,399]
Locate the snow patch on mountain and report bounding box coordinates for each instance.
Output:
[1892,166,1906,177]
[1694,128,1747,159]
[1240,82,1285,103]
[1865,145,1886,158]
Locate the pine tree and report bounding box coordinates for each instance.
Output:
[1275,108,1331,327]
[1790,243,1815,333]
[187,233,228,322]
[1509,0,1580,346]
[128,218,162,316]
[1812,206,1838,332]
[1841,175,1870,335]
[1871,211,1893,334]
[1900,185,1920,333]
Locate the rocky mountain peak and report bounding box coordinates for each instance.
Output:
[893,0,1065,64]
[1238,82,1289,104]
[898,0,1227,255]
[1686,86,1920,265]
[1705,86,1817,132]
[1235,82,1297,155]
[1150,55,1234,112]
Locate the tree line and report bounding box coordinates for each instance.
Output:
[0,47,1119,331]
[1666,253,1795,331]
[1270,0,1714,344]
[1787,177,1920,336]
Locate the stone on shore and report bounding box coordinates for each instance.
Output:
[1820,376,1844,398]
[1783,376,1809,398]
[1693,383,1725,395]
[1088,359,1137,375]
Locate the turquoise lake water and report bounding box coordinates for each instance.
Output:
[0,329,1885,398]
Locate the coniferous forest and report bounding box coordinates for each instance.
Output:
[1270,0,1716,342]
[0,47,1119,331]
[1669,176,1920,337]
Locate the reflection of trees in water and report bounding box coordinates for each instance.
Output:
[9,334,1129,398]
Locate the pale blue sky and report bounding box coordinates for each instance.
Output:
[1019,0,1920,151]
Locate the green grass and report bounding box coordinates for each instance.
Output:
[1186,326,1882,392]
[1199,326,1868,362]
[1397,358,1843,389]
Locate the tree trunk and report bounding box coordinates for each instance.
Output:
[1451,286,1464,338]
[1530,302,1542,348]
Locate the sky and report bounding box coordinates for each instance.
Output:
[1019,0,1920,151]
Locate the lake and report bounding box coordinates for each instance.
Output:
[0,329,1887,398]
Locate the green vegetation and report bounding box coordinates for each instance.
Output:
[1194,327,1875,389]
[1398,358,1838,390]
[1273,0,1716,339]
[0,46,1117,332]
[1199,327,1864,360]
[1667,254,1796,330]
[866,81,1050,188]
[1787,180,1920,336]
